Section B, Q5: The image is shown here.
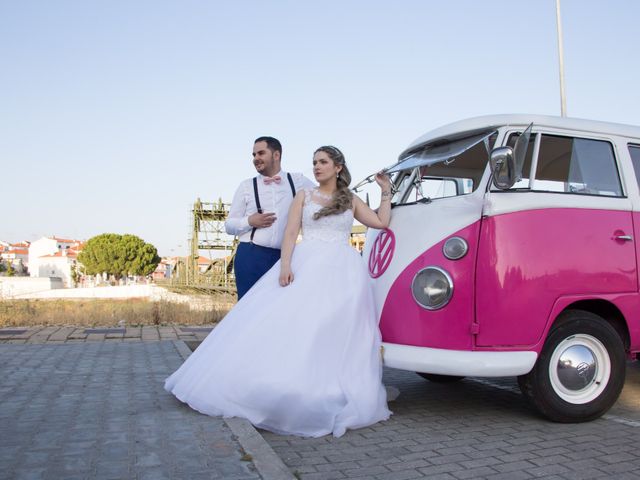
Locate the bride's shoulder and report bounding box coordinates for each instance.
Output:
[351,193,364,209]
[299,187,314,204]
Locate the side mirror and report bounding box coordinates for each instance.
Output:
[490,146,516,190]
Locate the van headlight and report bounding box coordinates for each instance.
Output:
[443,237,468,260]
[411,267,453,310]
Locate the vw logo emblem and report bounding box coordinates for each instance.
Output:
[368,229,395,278]
[576,362,590,378]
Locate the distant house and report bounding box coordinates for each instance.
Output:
[157,255,216,280]
[0,241,31,273]
[28,236,83,286]
[197,255,213,273]
[1,248,29,264]
[37,249,80,287]
[349,224,367,253]
[152,257,175,281]
[1,248,29,274]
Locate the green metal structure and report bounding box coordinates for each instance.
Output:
[168,198,237,296]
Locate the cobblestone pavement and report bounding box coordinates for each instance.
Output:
[3,327,640,480]
[0,325,214,344]
[262,363,640,480]
[0,341,262,480]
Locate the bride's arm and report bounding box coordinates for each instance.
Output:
[353,172,392,229]
[279,191,305,286]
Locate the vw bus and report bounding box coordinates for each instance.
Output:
[362,114,640,422]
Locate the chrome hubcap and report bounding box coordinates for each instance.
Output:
[556,344,596,390]
[548,334,610,404]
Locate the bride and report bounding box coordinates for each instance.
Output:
[165,145,393,437]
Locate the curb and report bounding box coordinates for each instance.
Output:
[172,340,295,480]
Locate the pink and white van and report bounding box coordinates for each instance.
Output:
[362,114,640,422]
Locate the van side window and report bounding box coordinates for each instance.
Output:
[628,145,640,190]
[534,135,622,197]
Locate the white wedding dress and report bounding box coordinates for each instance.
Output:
[164,188,391,437]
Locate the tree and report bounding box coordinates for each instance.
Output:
[78,233,160,280]
[70,262,83,287]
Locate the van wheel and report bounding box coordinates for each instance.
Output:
[517,310,625,422]
[417,373,465,383]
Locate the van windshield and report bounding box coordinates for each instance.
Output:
[390,130,496,205]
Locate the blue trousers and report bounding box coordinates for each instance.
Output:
[234,242,281,299]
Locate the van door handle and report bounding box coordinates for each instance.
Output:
[614,234,633,241]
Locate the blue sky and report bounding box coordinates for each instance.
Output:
[2,1,639,256]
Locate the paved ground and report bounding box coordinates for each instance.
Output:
[0,340,266,480]
[0,325,214,344]
[263,364,640,480]
[2,327,640,480]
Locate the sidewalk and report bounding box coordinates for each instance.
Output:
[0,325,214,344]
[3,327,640,479]
[0,329,294,480]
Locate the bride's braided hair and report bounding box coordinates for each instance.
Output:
[313,146,353,220]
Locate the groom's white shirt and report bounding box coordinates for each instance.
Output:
[225,170,315,249]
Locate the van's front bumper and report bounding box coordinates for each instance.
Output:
[381,342,538,377]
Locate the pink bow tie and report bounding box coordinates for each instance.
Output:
[263,175,281,185]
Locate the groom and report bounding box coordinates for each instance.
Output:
[225,136,314,298]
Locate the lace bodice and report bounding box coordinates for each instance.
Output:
[302,189,353,244]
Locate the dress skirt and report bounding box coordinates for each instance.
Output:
[164,239,391,437]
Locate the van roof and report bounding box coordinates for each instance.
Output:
[401,114,640,158]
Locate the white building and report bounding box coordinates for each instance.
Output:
[28,236,83,286]
[37,249,80,287]
[0,241,30,273]
[1,248,29,271]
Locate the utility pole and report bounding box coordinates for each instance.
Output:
[556,0,567,117]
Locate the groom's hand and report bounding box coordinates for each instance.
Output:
[249,212,276,228]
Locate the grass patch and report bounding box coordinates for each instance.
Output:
[0,298,231,327]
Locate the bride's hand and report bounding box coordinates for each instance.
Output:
[279,266,294,287]
[375,171,391,190]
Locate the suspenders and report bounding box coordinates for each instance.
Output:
[250,173,296,243]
